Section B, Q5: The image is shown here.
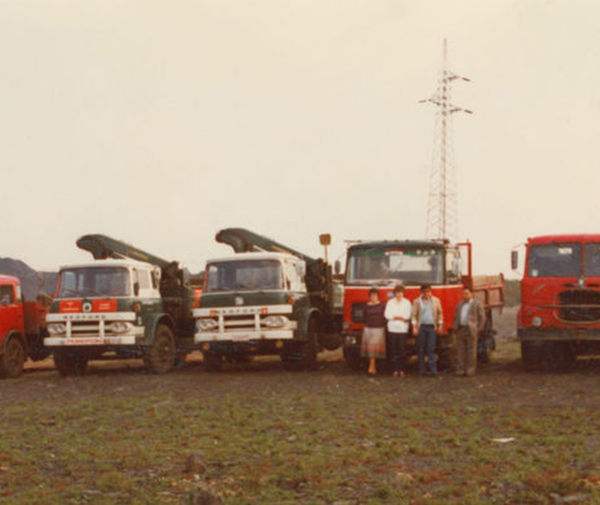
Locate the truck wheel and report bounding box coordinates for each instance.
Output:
[542,342,576,372]
[477,335,495,364]
[203,351,223,372]
[53,351,88,377]
[145,324,176,374]
[521,342,542,372]
[28,329,51,362]
[343,346,363,371]
[438,347,457,372]
[0,337,26,378]
[281,318,318,371]
[477,314,495,364]
[298,318,318,370]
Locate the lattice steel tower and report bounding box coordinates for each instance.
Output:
[419,39,472,241]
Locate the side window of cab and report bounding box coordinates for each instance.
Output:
[0,284,14,306]
[284,260,306,293]
[134,269,153,296]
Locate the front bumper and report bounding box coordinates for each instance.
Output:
[45,336,138,346]
[519,327,600,342]
[195,329,294,343]
[45,311,144,346]
[342,331,448,349]
[193,304,296,343]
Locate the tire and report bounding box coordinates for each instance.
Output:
[281,318,318,371]
[343,346,363,371]
[477,312,495,364]
[521,342,542,372]
[28,330,51,362]
[477,335,495,364]
[298,318,318,370]
[53,350,88,377]
[145,324,176,374]
[438,347,457,372]
[542,342,576,372]
[203,351,223,372]
[0,337,26,379]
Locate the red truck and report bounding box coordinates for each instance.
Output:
[0,275,50,378]
[512,234,600,371]
[341,239,504,370]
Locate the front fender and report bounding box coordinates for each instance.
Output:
[144,314,175,344]
[295,307,320,340]
[0,331,24,357]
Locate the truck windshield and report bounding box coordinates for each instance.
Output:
[58,267,131,297]
[205,260,283,292]
[346,247,444,285]
[528,243,581,277]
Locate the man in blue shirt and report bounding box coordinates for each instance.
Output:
[411,284,444,376]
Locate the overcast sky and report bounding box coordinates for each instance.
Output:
[2,0,599,277]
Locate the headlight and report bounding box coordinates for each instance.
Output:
[48,323,67,335]
[196,319,218,331]
[532,316,543,327]
[262,315,288,328]
[109,322,133,334]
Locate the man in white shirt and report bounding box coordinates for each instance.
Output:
[384,284,412,377]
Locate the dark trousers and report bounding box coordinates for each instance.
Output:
[387,332,408,373]
[417,325,437,374]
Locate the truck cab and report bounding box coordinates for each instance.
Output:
[342,239,504,370]
[0,276,26,378]
[193,228,341,370]
[46,259,159,346]
[44,234,198,376]
[0,275,49,378]
[194,252,319,369]
[514,234,600,370]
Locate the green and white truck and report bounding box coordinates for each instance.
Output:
[193,228,342,370]
[44,234,199,376]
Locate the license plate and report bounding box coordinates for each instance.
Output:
[231,334,252,342]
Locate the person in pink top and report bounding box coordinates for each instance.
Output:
[360,287,386,376]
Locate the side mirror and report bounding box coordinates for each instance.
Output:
[511,250,519,271]
[134,282,140,297]
[296,261,306,278]
[334,260,341,275]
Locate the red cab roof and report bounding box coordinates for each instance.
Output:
[0,275,19,285]
[528,234,600,245]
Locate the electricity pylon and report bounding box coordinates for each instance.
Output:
[419,39,472,242]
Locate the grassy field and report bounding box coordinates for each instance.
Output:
[1,340,600,505]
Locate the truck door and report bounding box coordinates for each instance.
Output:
[0,284,22,341]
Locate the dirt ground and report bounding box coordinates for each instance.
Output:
[2,306,600,411]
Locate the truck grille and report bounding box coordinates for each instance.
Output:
[69,320,119,337]
[351,303,366,323]
[558,290,600,322]
[221,314,262,332]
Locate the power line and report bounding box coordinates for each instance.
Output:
[419,39,472,242]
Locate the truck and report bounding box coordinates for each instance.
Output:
[44,234,200,376]
[342,239,504,370]
[512,234,600,371]
[192,228,342,370]
[0,275,50,378]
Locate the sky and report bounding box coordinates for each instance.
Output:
[2,0,600,278]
